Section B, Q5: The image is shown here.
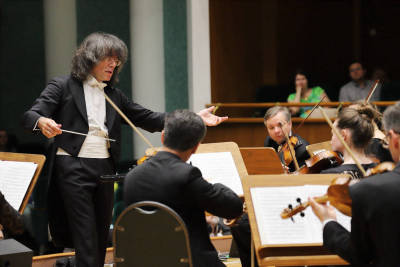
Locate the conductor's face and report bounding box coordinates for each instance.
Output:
[265,111,292,145]
[91,56,121,82]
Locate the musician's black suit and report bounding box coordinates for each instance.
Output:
[22,75,165,267]
[264,134,310,172]
[124,151,243,267]
[323,163,400,266]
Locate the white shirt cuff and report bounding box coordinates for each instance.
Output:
[322,219,336,230]
[33,118,40,131]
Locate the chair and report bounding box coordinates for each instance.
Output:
[113,201,193,267]
[306,141,332,157]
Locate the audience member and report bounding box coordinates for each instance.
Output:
[0,129,17,152]
[287,69,330,118]
[339,62,381,102]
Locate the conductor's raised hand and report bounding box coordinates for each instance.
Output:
[309,197,337,223]
[197,106,228,126]
[37,117,62,138]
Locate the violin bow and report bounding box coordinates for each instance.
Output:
[279,122,300,171]
[318,107,366,176]
[364,79,380,104]
[295,95,326,132]
[100,90,155,150]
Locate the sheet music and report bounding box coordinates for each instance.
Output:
[189,152,243,195]
[0,160,38,211]
[251,185,351,245]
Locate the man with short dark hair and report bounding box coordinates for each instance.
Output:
[339,62,381,102]
[310,102,400,266]
[124,109,243,267]
[23,32,227,267]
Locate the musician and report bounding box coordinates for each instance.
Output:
[22,32,226,267]
[310,102,400,266]
[348,102,393,163]
[229,107,310,267]
[287,69,330,118]
[321,106,376,178]
[263,106,310,172]
[124,110,243,267]
[0,191,24,239]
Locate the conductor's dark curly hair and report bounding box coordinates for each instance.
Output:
[71,32,128,86]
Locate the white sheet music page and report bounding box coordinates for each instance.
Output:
[251,185,351,245]
[188,152,243,195]
[0,160,38,211]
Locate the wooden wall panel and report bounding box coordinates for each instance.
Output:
[209,0,264,103]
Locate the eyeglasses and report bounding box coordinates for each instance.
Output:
[105,57,122,67]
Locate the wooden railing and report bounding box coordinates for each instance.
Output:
[202,101,397,146]
[206,101,396,109]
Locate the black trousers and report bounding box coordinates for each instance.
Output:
[53,156,114,267]
[230,213,259,267]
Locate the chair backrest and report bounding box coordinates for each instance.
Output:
[113,201,193,267]
[240,147,284,174]
[306,141,332,157]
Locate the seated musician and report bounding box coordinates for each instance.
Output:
[263,106,310,172]
[310,102,400,266]
[123,109,243,267]
[0,190,24,239]
[348,102,393,163]
[287,69,330,118]
[230,107,309,267]
[321,106,377,178]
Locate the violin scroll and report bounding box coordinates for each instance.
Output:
[281,176,353,219]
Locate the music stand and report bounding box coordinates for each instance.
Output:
[0,152,46,214]
[243,174,349,266]
[240,147,284,174]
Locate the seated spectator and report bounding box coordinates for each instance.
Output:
[372,67,400,101]
[287,69,330,118]
[339,62,381,102]
[0,129,17,152]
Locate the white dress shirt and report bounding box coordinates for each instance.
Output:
[57,75,110,158]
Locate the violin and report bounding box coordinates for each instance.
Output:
[365,161,395,176]
[295,150,343,174]
[280,135,299,167]
[137,147,160,165]
[281,176,354,219]
[281,161,395,219]
[280,96,327,170]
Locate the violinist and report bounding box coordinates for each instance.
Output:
[263,106,310,172]
[124,110,243,267]
[22,32,228,267]
[320,107,377,179]
[348,102,393,163]
[231,106,311,267]
[310,102,400,266]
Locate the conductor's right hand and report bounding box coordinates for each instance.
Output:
[37,117,62,138]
